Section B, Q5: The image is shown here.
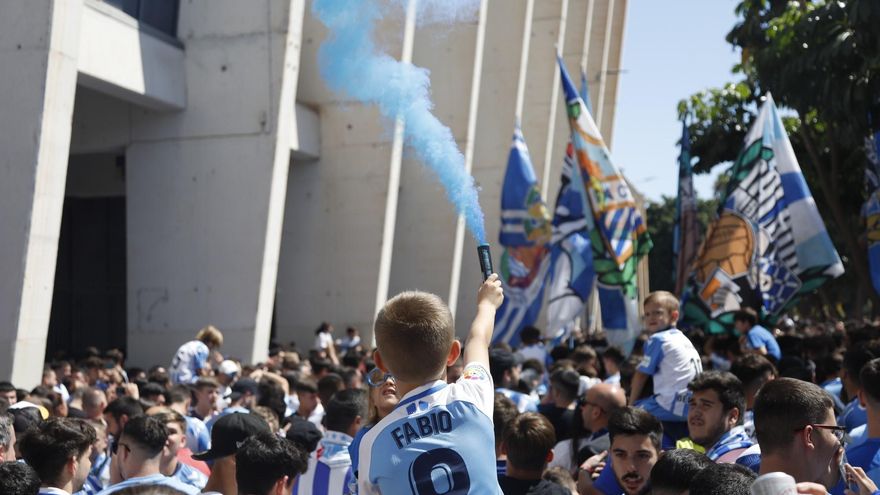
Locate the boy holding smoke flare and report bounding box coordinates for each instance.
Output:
[357,274,504,494]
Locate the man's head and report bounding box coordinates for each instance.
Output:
[192,378,220,414]
[602,346,625,376]
[520,326,542,346]
[116,415,168,479]
[317,373,345,406]
[18,417,96,491]
[236,432,309,495]
[608,407,663,495]
[493,393,518,454]
[323,389,365,437]
[0,382,17,405]
[754,377,840,484]
[643,291,679,333]
[649,449,712,495]
[579,383,626,433]
[41,368,58,388]
[0,414,15,462]
[733,307,759,333]
[489,348,524,389]
[103,396,144,438]
[82,387,108,420]
[147,408,188,460]
[294,378,319,414]
[686,371,745,447]
[196,324,224,350]
[502,412,556,478]
[374,291,457,383]
[859,358,880,411]
[842,341,880,395]
[729,354,776,409]
[230,377,259,408]
[0,461,41,495]
[193,412,271,462]
[548,369,580,407]
[689,463,757,495]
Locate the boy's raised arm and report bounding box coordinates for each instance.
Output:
[463,273,504,369]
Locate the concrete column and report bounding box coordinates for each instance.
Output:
[0,0,81,387]
[125,0,304,367]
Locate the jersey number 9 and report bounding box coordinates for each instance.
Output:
[408,448,471,494]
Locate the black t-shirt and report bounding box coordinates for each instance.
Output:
[537,403,575,441]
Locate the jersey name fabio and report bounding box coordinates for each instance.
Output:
[358,363,502,494]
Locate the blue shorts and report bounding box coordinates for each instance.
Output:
[635,395,689,422]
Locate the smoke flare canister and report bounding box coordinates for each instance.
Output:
[478,244,493,281]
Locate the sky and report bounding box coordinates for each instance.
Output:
[611,0,742,202]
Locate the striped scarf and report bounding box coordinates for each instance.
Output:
[707,425,754,461]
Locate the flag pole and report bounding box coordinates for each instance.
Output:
[514,0,535,123]
[448,0,489,319]
[540,0,570,201]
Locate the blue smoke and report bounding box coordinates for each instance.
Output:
[312,0,486,244]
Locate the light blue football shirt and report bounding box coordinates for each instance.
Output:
[358,362,502,494]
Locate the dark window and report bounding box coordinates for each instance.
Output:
[103,0,179,38]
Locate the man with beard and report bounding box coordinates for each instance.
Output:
[684,371,752,462]
[18,417,97,495]
[579,407,662,495]
[755,378,844,490]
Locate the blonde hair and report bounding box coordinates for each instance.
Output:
[196,325,224,349]
[374,291,454,383]
[643,291,679,314]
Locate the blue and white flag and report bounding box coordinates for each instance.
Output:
[494,124,553,346]
[682,95,844,333]
[546,75,596,344]
[674,120,699,296]
[863,123,880,295]
[557,57,651,354]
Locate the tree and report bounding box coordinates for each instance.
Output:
[677,0,880,317]
[647,196,719,294]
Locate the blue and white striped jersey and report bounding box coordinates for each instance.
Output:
[171,461,208,490]
[496,387,538,413]
[638,328,702,412]
[295,431,355,495]
[358,363,502,494]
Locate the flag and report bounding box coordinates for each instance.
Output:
[580,69,594,116]
[681,94,844,333]
[863,121,880,295]
[493,124,553,346]
[546,74,597,343]
[546,142,596,343]
[673,120,699,296]
[557,57,652,354]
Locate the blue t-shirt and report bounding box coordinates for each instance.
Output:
[358,363,502,494]
[496,387,538,413]
[184,415,210,453]
[848,438,880,473]
[169,340,210,384]
[746,325,781,361]
[840,398,868,432]
[592,458,623,495]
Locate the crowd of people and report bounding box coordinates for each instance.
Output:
[2,277,880,495]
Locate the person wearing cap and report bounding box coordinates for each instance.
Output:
[295,389,364,494]
[215,359,240,409]
[196,412,271,495]
[490,347,538,413]
[169,325,224,385]
[205,377,258,432]
[96,416,199,494]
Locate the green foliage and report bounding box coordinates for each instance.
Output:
[673,0,880,314]
[646,196,718,293]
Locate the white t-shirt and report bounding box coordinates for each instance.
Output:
[315,332,334,351]
[637,328,702,412]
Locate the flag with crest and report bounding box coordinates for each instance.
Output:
[546,73,596,343]
[674,120,700,296]
[681,95,844,333]
[863,121,880,295]
[557,57,652,354]
[493,124,553,346]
